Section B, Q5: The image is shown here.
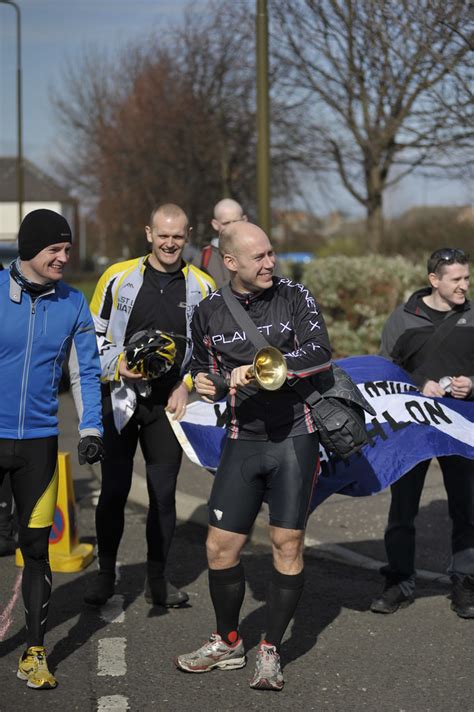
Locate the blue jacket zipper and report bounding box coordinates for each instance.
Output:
[18,296,37,438]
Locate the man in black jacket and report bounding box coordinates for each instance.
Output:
[371,247,474,618]
[176,222,332,690]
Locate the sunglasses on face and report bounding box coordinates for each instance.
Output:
[431,248,469,273]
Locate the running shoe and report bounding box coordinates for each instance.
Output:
[17,646,57,689]
[370,582,414,614]
[451,574,474,619]
[144,576,189,607]
[84,571,115,606]
[176,633,246,673]
[249,641,284,691]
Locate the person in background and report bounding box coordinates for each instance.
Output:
[371,247,474,619]
[0,209,104,689]
[198,198,248,287]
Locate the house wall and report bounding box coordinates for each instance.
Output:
[0,201,66,241]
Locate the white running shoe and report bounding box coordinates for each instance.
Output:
[176,633,246,673]
[249,641,284,691]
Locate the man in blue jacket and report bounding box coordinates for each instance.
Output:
[0,209,104,690]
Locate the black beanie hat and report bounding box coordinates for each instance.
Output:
[18,209,73,260]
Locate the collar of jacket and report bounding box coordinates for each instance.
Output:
[145,253,188,278]
[404,286,470,318]
[9,272,55,304]
[230,279,277,305]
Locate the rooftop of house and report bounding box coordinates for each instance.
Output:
[0,157,76,203]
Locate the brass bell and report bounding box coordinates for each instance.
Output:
[247,346,288,391]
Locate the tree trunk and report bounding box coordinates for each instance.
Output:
[220,140,231,198]
[366,166,384,252]
[366,202,384,252]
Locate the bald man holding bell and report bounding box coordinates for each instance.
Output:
[176,221,333,691]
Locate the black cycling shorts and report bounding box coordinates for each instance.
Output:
[0,437,58,528]
[208,433,320,534]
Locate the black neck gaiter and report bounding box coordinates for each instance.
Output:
[10,258,55,297]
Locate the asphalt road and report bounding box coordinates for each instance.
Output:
[1,480,472,711]
[0,394,472,711]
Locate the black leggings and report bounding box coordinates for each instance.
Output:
[0,437,58,647]
[384,455,474,580]
[96,398,182,569]
[0,473,14,537]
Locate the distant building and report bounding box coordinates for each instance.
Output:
[456,205,474,225]
[398,205,472,224]
[0,157,79,266]
[320,210,344,236]
[272,209,323,250]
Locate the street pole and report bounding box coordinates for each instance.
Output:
[1,0,24,226]
[256,0,270,236]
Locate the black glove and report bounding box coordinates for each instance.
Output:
[205,373,229,402]
[78,435,105,465]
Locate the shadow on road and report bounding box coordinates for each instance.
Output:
[0,562,148,667]
[171,501,454,671]
[0,496,453,675]
[335,498,452,573]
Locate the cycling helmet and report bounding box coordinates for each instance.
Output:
[124,329,178,379]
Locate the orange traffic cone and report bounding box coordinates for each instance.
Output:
[16,451,94,573]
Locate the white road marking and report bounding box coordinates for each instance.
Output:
[97,694,130,710]
[99,595,125,624]
[98,637,127,677]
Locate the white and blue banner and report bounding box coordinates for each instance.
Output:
[169,355,474,511]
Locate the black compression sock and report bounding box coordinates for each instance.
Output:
[209,562,245,645]
[265,567,305,652]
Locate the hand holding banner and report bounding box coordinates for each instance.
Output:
[169,355,474,512]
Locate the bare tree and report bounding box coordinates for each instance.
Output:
[271,0,473,250]
[52,1,306,258]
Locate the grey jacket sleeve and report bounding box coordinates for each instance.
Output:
[380,306,404,360]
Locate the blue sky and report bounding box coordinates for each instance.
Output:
[0,1,207,165]
[1,0,471,217]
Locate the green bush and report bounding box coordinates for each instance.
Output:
[383,209,473,257]
[316,234,368,258]
[301,255,426,357]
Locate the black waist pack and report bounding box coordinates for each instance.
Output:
[306,394,369,459]
[294,364,375,460]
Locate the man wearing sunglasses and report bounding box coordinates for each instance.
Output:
[371,247,474,618]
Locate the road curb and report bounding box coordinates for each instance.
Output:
[127,472,451,587]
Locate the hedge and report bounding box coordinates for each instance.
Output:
[300,255,427,357]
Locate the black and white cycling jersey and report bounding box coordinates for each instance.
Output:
[191,277,332,440]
